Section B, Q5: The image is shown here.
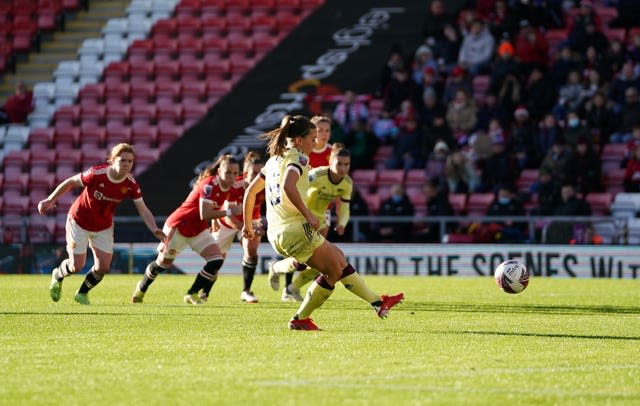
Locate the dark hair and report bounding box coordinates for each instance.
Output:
[196,154,239,184]
[261,115,316,157]
[330,143,351,161]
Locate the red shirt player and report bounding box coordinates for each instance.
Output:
[132,155,242,305]
[207,152,265,303]
[37,143,164,305]
[308,115,333,168]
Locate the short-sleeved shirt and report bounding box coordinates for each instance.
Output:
[166,175,231,237]
[262,148,310,227]
[307,166,352,222]
[69,165,142,232]
[219,176,265,229]
[308,144,332,168]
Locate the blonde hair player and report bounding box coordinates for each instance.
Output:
[198,151,266,303]
[277,143,354,301]
[131,155,242,304]
[242,115,404,330]
[37,143,165,305]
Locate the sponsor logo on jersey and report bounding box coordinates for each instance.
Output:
[99,183,105,188]
[299,155,308,166]
[121,186,129,194]
[93,190,123,203]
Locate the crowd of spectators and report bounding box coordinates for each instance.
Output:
[327,0,640,243]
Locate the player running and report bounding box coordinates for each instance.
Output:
[131,154,241,304]
[37,143,165,305]
[242,115,403,330]
[198,151,266,304]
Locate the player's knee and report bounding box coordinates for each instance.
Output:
[147,261,165,276]
[93,268,109,278]
[203,258,224,276]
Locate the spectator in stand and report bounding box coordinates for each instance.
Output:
[376,184,414,243]
[551,45,581,91]
[442,65,472,105]
[486,183,526,243]
[509,106,538,170]
[554,70,587,119]
[563,110,592,150]
[394,99,418,130]
[522,67,557,123]
[371,108,398,145]
[611,0,640,29]
[422,0,452,42]
[491,43,522,118]
[604,39,628,80]
[607,61,640,114]
[583,91,614,147]
[623,144,640,192]
[480,133,517,192]
[457,7,477,36]
[547,182,592,244]
[486,0,518,39]
[417,87,446,133]
[414,67,444,112]
[582,64,606,102]
[490,40,518,95]
[567,1,607,55]
[621,125,640,168]
[445,88,477,144]
[584,45,613,84]
[411,45,439,85]
[540,136,571,184]
[458,19,495,75]
[379,48,407,98]
[530,166,561,215]
[611,86,640,143]
[385,115,424,171]
[433,24,462,74]
[445,149,477,193]
[425,140,450,183]
[535,113,563,160]
[514,21,549,75]
[423,114,455,158]
[383,67,416,113]
[510,0,563,29]
[565,136,602,195]
[475,93,507,131]
[415,176,455,242]
[344,118,377,170]
[627,33,640,64]
[333,90,368,134]
[0,82,34,124]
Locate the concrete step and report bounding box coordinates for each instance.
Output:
[0,0,132,100]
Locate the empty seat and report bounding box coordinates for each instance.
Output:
[603,169,625,195]
[30,150,57,172]
[351,169,377,188]
[610,192,640,218]
[466,193,494,217]
[377,169,405,186]
[29,128,55,150]
[131,104,158,125]
[585,192,613,216]
[131,124,158,147]
[517,169,539,192]
[449,193,468,215]
[28,215,56,243]
[80,123,107,148]
[404,169,426,187]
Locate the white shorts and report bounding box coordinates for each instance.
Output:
[212,223,241,254]
[158,225,217,259]
[66,216,114,255]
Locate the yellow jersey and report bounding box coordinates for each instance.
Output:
[262,148,311,227]
[307,166,353,224]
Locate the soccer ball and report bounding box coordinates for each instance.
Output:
[494,260,529,294]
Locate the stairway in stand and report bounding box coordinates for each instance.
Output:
[0,0,129,101]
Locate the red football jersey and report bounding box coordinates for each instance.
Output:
[219,177,265,228]
[69,165,143,232]
[308,144,332,168]
[166,175,231,237]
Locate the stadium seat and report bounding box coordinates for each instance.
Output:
[78,83,105,105]
[157,124,183,146]
[134,148,161,175]
[373,145,393,168]
[404,168,426,187]
[351,169,377,189]
[201,15,228,37]
[449,193,468,215]
[156,103,184,125]
[625,218,640,244]
[610,192,640,218]
[104,82,131,104]
[105,122,133,146]
[80,104,107,126]
[79,123,107,149]
[204,57,231,81]
[516,169,539,193]
[53,105,81,127]
[27,215,56,244]
[3,196,29,215]
[361,192,381,214]
[131,103,158,125]
[601,143,626,172]
[183,101,209,127]
[131,124,159,147]
[81,147,108,168]
[585,192,613,216]
[1,215,25,242]
[105,102,132,125]
[53,125,80,149]
[466,193,494,217]
[130,81,157,105]
[30,150,57,172]
[155,81,182,104]
[603,28,625,43]
[603,168,625,195]
[377,169,405,186]
[29,128,55,150]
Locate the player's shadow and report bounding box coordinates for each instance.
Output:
[449,330,640,341]
[406,302,640,316]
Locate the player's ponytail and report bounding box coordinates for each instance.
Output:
[262,115,315,157]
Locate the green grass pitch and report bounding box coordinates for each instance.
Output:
[1,274,639,405]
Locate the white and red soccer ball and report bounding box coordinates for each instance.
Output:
[494,259,530,294]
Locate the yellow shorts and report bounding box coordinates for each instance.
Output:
[268,221,325,263]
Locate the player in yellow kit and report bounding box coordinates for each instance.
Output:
[276,143,354,301]
[242,115,403,330]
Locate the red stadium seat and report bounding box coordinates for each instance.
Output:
[201,15,228,37]
[275,10,301,33]
[585,192,613,216]
[229,54,256,76]
[155,81,182,104]
[178,36,203,59]
[152,18,177,39]
[404,169,426,187]
[226,0,250,14]
[79,123,107,148]
[78,83,105,105]
[377,169,405,186]
[53,105,81,127]
[30,149,57,172]
[466,193,494,217]
[28,215,56,243]
[351,169,377,188]
[131,123,159,147]
[3,150,31,172]
[204,56,231,80]
[227,36,254,57]
[361,192,381,214]
[104,61,130,82]
[604,169,625,195]
[183,101,209,127]
[80,104,107,126]
[3,195,29,215]
[53,125,80,149]
[175,16,202,38]
[128,39,154,61]
[601,143,626,172]
[1,215,25,242]
[449,193,468,215]
[157,124,183,145]
[104,82,131,104]
[206,80,233,99]
[157,103,184,125]
[129,80,156,105]
[80,147,108,168]
[174,0,201,17]
[105,102,131,125]
[155,59,181,82]
[517,169,539,193]
[181,79,207,103]
[131,104,158,126]
[226,13,252,37]
[29,128,55,150]
[202,36,229,58]
[276,0,301,13]
[29,172,56,192]
[105,122,132,146]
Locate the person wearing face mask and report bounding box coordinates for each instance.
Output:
[563,110,591,150]
[486,184,526,243]
[376,184,415,243]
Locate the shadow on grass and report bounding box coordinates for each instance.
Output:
[449,330,640,341]
[405,302,640,315]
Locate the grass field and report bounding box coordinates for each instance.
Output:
[1,274,639,405]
